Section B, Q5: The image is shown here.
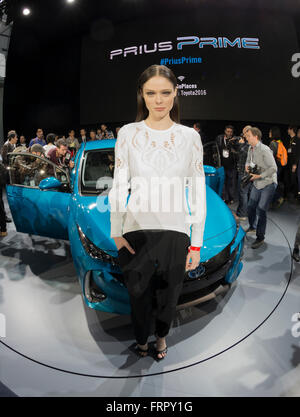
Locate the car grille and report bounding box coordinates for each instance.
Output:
[185,243,231,281]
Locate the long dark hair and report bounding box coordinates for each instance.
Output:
[135,65,180,123]
[269,126,281,141]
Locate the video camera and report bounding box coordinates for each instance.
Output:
[241,165,260,188]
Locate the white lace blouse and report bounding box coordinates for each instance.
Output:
[108,121,206,247]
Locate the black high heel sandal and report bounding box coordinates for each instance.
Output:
[154,334,168,361]
[135,344,149,357]
[155,345,168,361]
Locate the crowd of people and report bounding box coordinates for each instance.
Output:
[209,123,300,208]
[3,124,117,157]
[1,121,300,258]
[197,123,300,256]
[0,124,118,237]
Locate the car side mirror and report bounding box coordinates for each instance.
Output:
[39,177,62,190]
[204,165,217,175]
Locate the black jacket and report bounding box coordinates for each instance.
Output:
[236,141,250,173]
[216,134,238,170]
[1,142,14,166]
[0,162,7,187]
[269,140,281,168]
[288,136,300,166]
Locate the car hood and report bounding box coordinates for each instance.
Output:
[74,186,237,258]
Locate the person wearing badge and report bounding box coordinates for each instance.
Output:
[284,126,298,200]
[216,125,238,204]
[245,127,277,249]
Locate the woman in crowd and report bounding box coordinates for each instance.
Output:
[269,126,285,208]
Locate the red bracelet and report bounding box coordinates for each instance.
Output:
[188,246,201,252]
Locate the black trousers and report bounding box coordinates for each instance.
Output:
[118,230,190,345]
[283,165,297,197]
[0,187,6,232]
[295,223,300,248]
[224,167,237,202]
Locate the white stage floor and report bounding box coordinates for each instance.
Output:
[0,197,299,397]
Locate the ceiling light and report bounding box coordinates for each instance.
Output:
[22,8,31,16]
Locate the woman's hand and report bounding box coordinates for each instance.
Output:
[113,236,135,254]
[185,250,200,271]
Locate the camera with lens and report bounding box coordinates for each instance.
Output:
[241,165,260,188]
[64,151,71,166]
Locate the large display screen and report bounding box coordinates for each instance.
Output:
[80,10,300,125]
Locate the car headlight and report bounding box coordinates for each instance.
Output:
[77,224,119,266]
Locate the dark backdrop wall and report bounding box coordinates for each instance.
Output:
[3,0,300,144]
[3,27,81,140]
[81,10,299,126]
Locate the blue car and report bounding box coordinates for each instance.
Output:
[6,140,245,314]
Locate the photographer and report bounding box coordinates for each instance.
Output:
[235,125,252,221]
[245,127,277,249]
[47,139,75,170]
[284,126,298,200]
[216,125,238,204]
[269,126,286,208]
[13,144,49,186]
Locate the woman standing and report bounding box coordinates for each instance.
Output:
[108,65,206,360]
[269,126,285,208]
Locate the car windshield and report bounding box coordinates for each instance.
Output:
[81,149,115,195]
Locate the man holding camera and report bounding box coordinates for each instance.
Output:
[235,125,252,221]
[245,127,277,249]
[47,139,75,169]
